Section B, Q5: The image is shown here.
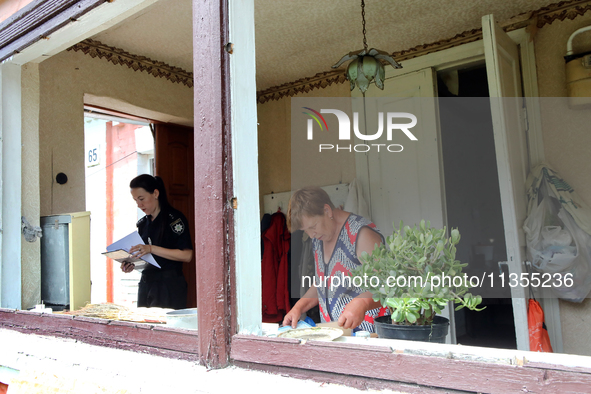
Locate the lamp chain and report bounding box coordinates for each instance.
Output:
[361,0,368,51]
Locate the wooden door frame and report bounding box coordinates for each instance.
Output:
[483,14,530,351]
[153,123,197,309]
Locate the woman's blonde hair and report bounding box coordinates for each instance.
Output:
[287,186,335,232]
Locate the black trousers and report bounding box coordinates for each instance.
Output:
[137,270,188,310]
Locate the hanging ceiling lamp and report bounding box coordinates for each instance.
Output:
[332,0,402,94]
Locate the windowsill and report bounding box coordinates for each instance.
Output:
[257,324,589,371]
[231,334,591,392]
[0,308,199,360]
[4,307,591,392]
[333,335,591,370]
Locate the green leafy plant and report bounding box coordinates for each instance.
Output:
[351,220,484,326]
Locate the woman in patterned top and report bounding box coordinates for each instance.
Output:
[283,186,388,333]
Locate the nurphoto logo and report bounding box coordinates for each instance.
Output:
[303,107,418,153]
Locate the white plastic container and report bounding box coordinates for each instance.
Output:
[165,308,198,330]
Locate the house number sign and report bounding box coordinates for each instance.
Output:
[87,145,100,167]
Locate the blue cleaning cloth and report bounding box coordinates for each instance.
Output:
[277,319,316,334]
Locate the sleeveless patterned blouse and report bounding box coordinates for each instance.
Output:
[313,213,389,333]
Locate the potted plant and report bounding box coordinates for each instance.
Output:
[350,220,484,342]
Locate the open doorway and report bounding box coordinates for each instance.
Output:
[84,106,196,310]
[438,65,516,349]
[84,108,155,307]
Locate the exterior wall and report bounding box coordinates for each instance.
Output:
[257,82,355,211]
[534,12,591,356]
[38,49,192,217]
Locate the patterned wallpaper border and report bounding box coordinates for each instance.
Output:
[257,0,591,104]
[533,0,591,28]
[66,1,591,102]
[68,39,194,88]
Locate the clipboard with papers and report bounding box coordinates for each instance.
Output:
[103,231,160,270]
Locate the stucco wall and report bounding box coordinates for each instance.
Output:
[256,82,355,212]
[38,49,193,216]
[535,12,591,356]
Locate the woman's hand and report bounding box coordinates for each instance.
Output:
[282,286,319,328]
[129,243,152,258]
[282,306,302,328]
[338,293,382,329]
[120,261,135,273]
[338,298,367,329]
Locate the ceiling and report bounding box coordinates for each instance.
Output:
[91,0,558,91]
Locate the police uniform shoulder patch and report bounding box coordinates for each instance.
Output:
[170,217,185,235]
[136,215,148,228]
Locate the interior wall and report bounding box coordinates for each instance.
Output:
[38,49,193,216]
[256,82,355,213]
[535,12,591,356]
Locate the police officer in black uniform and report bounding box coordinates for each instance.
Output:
[121,174,193,309]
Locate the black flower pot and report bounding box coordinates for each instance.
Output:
[374,315,450,343]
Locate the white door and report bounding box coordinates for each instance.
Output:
[483,14,530,351]
[353,68,455,342]
[353,68,444,235]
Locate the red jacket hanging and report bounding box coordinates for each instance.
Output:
[261,212,291,323]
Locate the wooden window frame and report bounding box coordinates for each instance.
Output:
[0,0,106,63]
[2,308,591,392]
[224,3,591,390]
[0,309,199,361]
[0,0,590,391]
[230,335,591,392]
[0,0,208,364]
